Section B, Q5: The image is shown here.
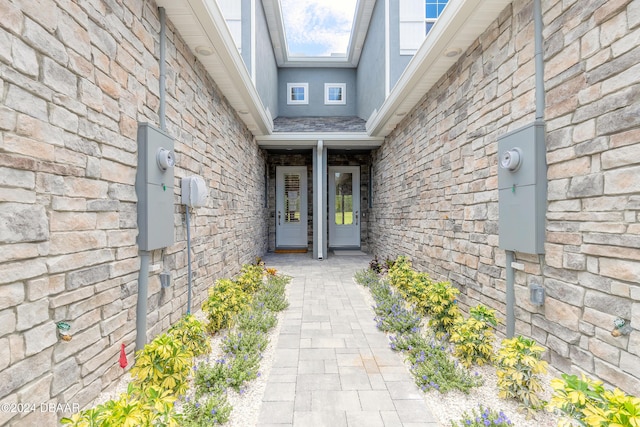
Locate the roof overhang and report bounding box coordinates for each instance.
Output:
[367,0,512,137]
[256,133,384,150]
[262,0,376,68]
[156,0,273,136]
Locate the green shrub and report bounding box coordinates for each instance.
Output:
[130,333,193,395]
[254,275,290,312]
[202,278,252,333]
[222,329,268,355]
[236,264,265,294]
[168,314,211,357]
[354,268,381,288]
[548,373,640,427]
[409,347,483,393]
[451,404,513,426]
[194,359,229,398]
[182,390,232,426]
[226,351,262,391]
[60,384,181,427]
[387,256,417,297]
[423,280,462,339]
[450,305,497,367]
[496,336,548,412]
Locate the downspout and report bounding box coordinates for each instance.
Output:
[317,140,324,259]
[136,7,167,351]
[505,0,544,338]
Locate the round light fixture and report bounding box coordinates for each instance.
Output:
[195,45,214,56]
[444,48,462,58]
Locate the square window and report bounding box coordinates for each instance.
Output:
[287,83,308,104]
[324,83,346,105]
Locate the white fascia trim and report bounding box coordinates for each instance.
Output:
[164,0,273,135]
[366,0,512,137]
[256,132,384,148]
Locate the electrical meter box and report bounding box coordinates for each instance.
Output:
[497,121,547,254]
[136,123,175,251]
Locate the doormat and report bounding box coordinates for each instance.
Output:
[275,248,308,254]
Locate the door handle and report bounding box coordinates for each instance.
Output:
[355,211,359,225]
[278,211,281,225]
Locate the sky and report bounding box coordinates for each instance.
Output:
[280,0,358,57]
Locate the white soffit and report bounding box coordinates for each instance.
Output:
[156,0,273,135]
[367,0,512,137]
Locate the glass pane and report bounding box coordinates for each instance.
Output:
[328,87,342,101]
[334,172,353,225]
[291,87,305,101]
[284,173,301,223]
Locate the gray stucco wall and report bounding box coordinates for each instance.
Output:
[356,0,386,121]
[255,0,279,118]
[278,68,357,117]
[389,0,413,88]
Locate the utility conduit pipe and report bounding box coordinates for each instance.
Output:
[505,0,545,339]
[136,7,167,351]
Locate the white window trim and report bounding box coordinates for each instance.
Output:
[324,83,346,105]
[287,83,308,105]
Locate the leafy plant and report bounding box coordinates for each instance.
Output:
[236,305,277,333]
[168,314,211,357]
[496,336,548,412]
[423,280,462,339]
[354,268,381,288]
[548,373,640,427]
[254,275,290,312]
[130,333,193,395]
[194,359,229,398]
[409,347,483,393]
[60,384,181,427]
[451,404,513,426]
[450,305,497,367]
[374,301,422,334]
[182,390,232,426]
[202,278,252,333]
[226,351,262,391]
[222,329,268,355]
[236,264,265,294]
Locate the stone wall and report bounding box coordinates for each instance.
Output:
[370,0,640,394]
[0,0,268,424]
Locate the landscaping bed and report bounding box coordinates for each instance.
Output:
[62,262,290,426]
[354,256,640,427]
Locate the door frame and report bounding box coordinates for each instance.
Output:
[328,166,361,248]
[275,166,308,248]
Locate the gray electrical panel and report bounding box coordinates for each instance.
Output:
[136,123,175,251]
[497,121,547,254]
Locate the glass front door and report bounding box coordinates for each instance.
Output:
[276,166,308,248]
[328,166,360,247]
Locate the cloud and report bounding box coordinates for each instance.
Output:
[280,0,357,56]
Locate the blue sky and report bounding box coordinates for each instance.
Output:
[280,0,358,57]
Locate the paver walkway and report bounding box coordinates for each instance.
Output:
[257,254,438,427]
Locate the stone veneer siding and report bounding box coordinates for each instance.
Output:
[370,0,640,394]
[0,1,268,424]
